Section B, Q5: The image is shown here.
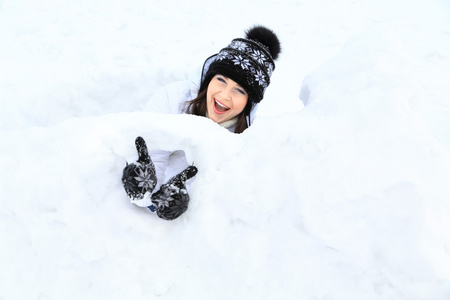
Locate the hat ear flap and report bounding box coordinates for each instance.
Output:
[244,97,254,115]
[199,72,214,93]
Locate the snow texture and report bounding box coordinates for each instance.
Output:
[1,0,450,299]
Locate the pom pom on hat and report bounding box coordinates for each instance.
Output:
[245,25,281,60]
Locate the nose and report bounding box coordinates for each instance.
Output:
[221,86,233,100]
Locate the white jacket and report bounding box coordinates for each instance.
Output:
[143,55,214,115]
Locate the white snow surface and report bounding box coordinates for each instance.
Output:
[1,0,450,299]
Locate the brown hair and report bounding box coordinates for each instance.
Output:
[185,88,251,134]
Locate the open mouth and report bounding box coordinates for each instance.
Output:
[213,99,230,114]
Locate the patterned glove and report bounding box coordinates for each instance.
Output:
[122,136,157,201]
[151,165,198,220]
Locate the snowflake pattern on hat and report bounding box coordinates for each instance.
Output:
[232,55,252,70]
[216,50,229,61]
[232,40,248,51]
[255,69,267,87]
[250,49,265,65]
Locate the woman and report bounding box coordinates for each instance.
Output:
[122,25,281,220]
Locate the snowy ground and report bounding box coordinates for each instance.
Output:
[1,0,450,299]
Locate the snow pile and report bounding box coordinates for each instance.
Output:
[1,0,450,299]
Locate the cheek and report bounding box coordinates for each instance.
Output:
[206,89,214,107]
[235,96,248,113]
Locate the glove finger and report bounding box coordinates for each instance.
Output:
[135,136,151,164]
[164,165,198,187]
[184,166,198,180]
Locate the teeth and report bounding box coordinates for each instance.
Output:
[215,99,229,109]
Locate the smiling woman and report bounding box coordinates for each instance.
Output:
[183,26,281,133]
[122,25,281,220]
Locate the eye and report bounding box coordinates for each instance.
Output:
[236,88,246,95]
[216,76,226,84]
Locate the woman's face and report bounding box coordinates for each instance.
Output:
[206,74,249,124]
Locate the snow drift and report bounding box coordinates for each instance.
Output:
[1,0,450,299]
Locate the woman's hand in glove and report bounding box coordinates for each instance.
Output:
[122,136,157,201]
[151,165,198,220]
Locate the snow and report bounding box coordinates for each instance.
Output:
[1,0,450,299]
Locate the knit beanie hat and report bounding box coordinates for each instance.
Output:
[201,25,281,106]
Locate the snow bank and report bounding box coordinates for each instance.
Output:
[1,0,450,299]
